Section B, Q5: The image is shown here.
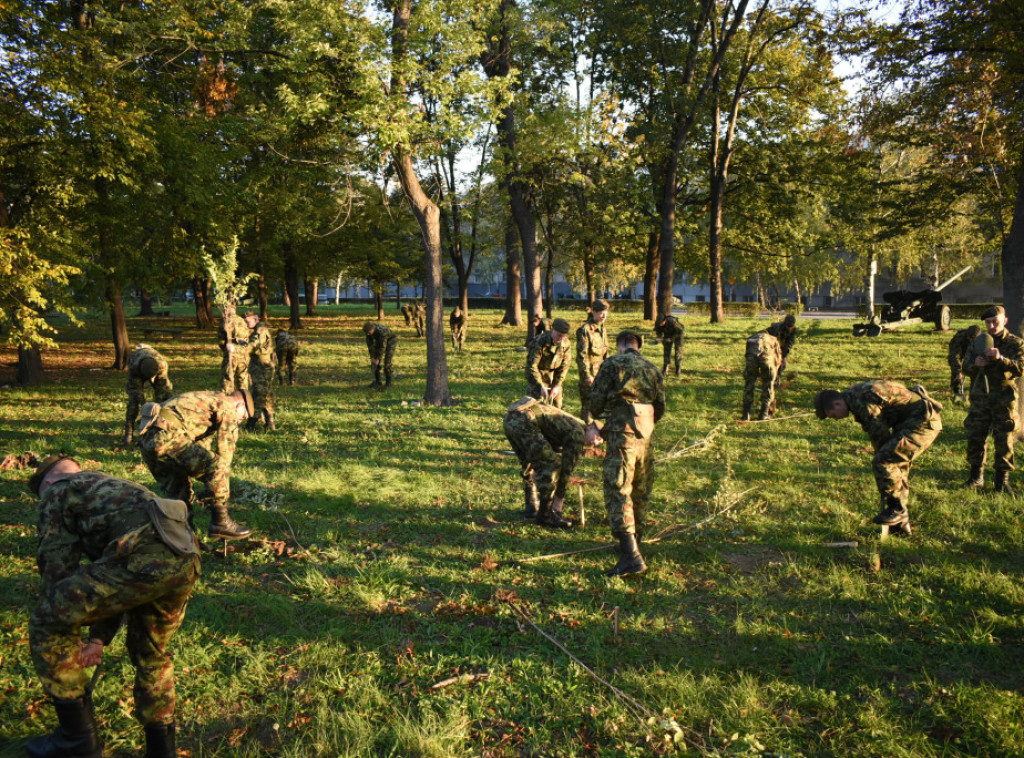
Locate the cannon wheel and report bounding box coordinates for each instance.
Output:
[935,305,952,332]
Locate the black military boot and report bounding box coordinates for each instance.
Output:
[872,497,909,526]
[522,480,540,519]
[994,471,1015,497]
[143,722,176,758]
[605,533,646,577]
[384,369,392,388]
[537,498,573,529]
[208,504,252,540]
[372,366,383,388]
[741,401,752,422]
[963,465,984,489]
[26,697,102,758]
[123,421,134,447]
[265,412,276,431]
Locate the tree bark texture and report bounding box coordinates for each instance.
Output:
[502,219,522,326]
[16,345,45,386]
[285,256,302,330]
[643,231,659,321]
[105,276,130,370]
[193,276,214,328]
[304,277,318,317]
[137,290,155,317]
[1001,159,1024,438]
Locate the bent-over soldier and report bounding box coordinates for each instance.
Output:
[654,314,684,376]
[815,380,942,531]
[450,306,467,353]
[576,299,609,424]
[138,390,253,540]
[962,306,1024,495]
[503,397,596,528]
[401,303,414,326]
[414,302,426,338]
[364,321,397,388]
[948,324,982,402]
[764,314,797,391]
[588,330,666,576]
[217,304,251,393]
[247,318,277,430]
[124,345,174,445]
[742,331,782,421]
[275,329,299,386]
[25,455,200,758]
[526,318,573,408]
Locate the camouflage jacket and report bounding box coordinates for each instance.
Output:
[576,317,608,380]
[505,397,586,454]
[275,330,298,355]
[947,327,979,373]
[218,313,250,353]
[589,348,667,434]
[963,329,1024,398]
[366,324,397,360]
[450,311,466,331]
[526,331,572,389]
[128,345,166,376]
[148,391,240,458]
[764,320,797,360]
[248,322,277,369]
[654,316,684,343]
[36,472,167,643]
[746,331,781,361]
[841,381,932,450]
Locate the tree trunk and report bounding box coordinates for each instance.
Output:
[304,277,318,316]
[256,263,268,321]
[708,170,726,324]
[544,252,554,319]
[193,276,214,328]
[336,273,343,305]
[137,290,155,317]
[1001,159,1024,438]
[501,219,522,326]
[643,231,659,320]
[105,276,130,370]
[583,250,595,306]
[655,147,679,322]
[283,285,291,307]
[374,286,384,319]
[793,277,802,308]
[285,256,302,330]
[16,345,44,385]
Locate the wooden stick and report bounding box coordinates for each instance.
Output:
[740,410,815,424]
[577,484,585,528]
[429,672,489,690]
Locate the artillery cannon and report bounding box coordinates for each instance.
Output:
[853,266,971,337]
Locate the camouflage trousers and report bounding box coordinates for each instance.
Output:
[140,430,231,511]
[872,416,941,506]
[504,416,573,505]
[965,390,1018,472]
[276,348,298,386]
[125,374,173,441]
[662,338,682,376]
[603,426,654,536]
[220,351,251,394]
[949,367,965,397]
[451,326,466,353]
[249,364,275,428]
[527,380,564,409]
[742,351,780,417]
[30,534,199,725]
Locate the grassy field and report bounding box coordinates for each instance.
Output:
[1,306,1022,757]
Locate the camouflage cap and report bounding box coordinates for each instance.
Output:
[138,355,161,380]
[616,329,644,350]
[783,314,796,328]
[551,318,571,334]
[28,453,78,496]
[362,321,376,334]
[591,299,610,312]
[981,305,1005,319]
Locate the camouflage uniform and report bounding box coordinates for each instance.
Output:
[947,326,980,398]
[526,330,572,409]
[576,316,608,423]
[414,303,426,338]
[654,316,684,375]
[503,398,586,519]
[275,329,299,386]
[589,348,666,537]
[401,303,413,326]
[124,345,173,444]
[138,391,241,525]
[963,329,1024,474]
[218,311,251,393]
[764,318,797,392]
[450,308,467,353]
[248,322,277,429]
[366,323,398,387]
[30,472,199,726]
[742,331,782,420]
[841,380,942,510]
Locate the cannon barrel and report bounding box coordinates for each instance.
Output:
[934,265,971,293]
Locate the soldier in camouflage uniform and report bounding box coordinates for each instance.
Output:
[654,314,684,376]
[414,301,426,338]
[587,330,666,576]
[124,345,174,446]
[526,318,573,408]
[138,389,253,540]
[450,306,467,353]
[25,455,200,758]
[217,304,252,394]
[742,331,783,420]
[764,314,797,392]
[815,380,943,529]
[962,306,1024,495]
[576,299,609,424]
[503,397,595,528]
[275,329,299,386]
[948,324,982,402]
[401,303,413,326]
[364,321,398,388]
[247,318,277,431]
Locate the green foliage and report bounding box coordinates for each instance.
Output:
[201,239,257,309]
[0,230,81,349]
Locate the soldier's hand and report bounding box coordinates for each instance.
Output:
[974,355,989,367]
[371,358,379,366]
[550,385,562,399]
[540,387,550,400]
[79,639,104,668]
[585,424,603,447]
[986,347,1002,361]
[585,376,594,386]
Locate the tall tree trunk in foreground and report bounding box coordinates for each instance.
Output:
[1002,159,1024,438]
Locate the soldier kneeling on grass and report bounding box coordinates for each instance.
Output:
[815,380,942,532]
[25,455,200,758]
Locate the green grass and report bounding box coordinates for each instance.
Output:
[2,309,1023,757]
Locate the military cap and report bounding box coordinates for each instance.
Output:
[783,314,796,328]
[615,329,644,349]
[591,299,610,312]
[814,389,843,420]
[138,355,161,380]
[237,388,255,417]
[981,305,1005,319]
[551,318,571,334]
[28,454,78,496]
[362,321,376,334]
